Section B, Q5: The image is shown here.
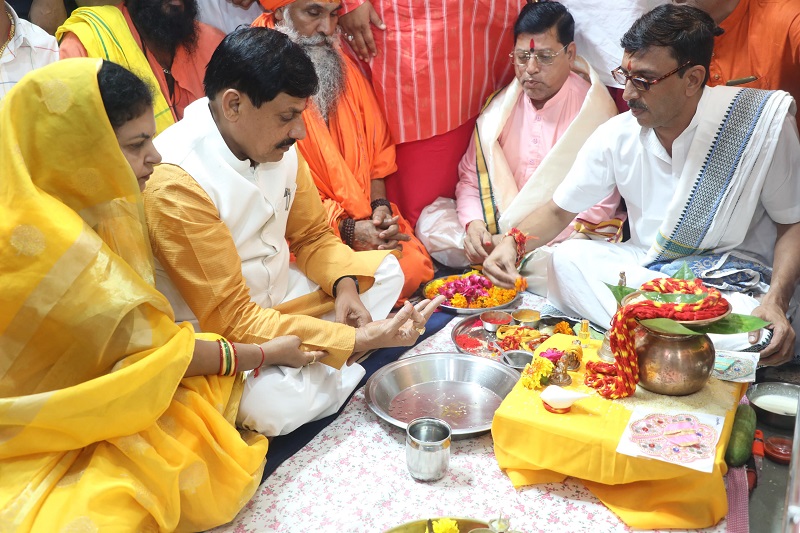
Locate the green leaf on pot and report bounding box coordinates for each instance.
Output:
[604,282,637,305]
[639,318,702,335]
[673,262,696,280]
[687,314,771,335]
[641,291,706,304]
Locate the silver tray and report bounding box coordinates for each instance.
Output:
[364,352,520,439]
[422,277,522,315]
[450,313,568,357]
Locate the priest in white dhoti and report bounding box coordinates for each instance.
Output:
[144,28,442,437]
[483,4,800,365]
[415,0,622,295]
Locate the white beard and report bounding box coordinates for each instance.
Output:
[276,18,346,123]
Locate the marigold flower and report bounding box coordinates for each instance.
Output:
[426,518,460,533]
[553,321,574,335]
[520,356,554,390]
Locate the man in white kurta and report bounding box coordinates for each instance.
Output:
[415,1,621,285]
[144,28,431,437]
[483,5,800,364]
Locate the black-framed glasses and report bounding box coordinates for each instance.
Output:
[509,44,569,67]
[611,60,692,91]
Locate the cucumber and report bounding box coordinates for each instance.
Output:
[725,404,757,467]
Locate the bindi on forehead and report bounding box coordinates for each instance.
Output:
[530,38,535,51]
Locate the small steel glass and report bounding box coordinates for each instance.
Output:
[406,417,451,482]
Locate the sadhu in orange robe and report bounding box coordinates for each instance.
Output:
[253,14,434,302]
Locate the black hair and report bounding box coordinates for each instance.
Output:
[97,60,154,129]
[514,1,574,46]
[621,4,719,85]
[204,27,318,107]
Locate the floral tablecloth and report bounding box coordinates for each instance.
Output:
[212,388,726,533]
[212,292,732,533]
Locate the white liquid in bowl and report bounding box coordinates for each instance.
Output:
[753,394,799,416]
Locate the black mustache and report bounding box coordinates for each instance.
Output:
[628,100,648,110]
[276,138,296,149]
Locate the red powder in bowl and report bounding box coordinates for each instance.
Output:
[482,316,512,325]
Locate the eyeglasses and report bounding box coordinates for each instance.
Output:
[509,44,568,67]
[611,60,692,91]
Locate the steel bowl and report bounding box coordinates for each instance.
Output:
[747,382,800,429]
[502,350,533,371]
[480,310,513,332]
[512,308,541,328]
[364,353,521,439]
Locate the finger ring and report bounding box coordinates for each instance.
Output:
[309,354,317,366]
[347,34,354,41]
[415,327,426,335]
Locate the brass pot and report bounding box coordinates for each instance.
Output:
[634,325,715,396]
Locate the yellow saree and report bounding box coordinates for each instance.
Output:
[0,59,268,532]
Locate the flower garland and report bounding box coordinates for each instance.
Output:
[584,277,729,399]
[424,271,526,309]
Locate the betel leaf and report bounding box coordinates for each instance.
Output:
[687,314,771,335]
[638,318,702,335]
[639,313,771,336]
[673,262,696,281]
[604,282,637,306]
[640,291,705,304]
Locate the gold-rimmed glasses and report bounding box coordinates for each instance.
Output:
[509,44,569,67]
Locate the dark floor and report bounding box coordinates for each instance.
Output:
[750,365,800,531]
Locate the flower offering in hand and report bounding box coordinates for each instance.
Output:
[424,271,524,309]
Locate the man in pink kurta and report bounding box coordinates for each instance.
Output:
[415,1,621,280]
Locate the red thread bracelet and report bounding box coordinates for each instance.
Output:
[253,344,265,377]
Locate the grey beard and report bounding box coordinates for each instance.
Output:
[275,22,346,123]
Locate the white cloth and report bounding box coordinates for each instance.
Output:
[237,254,403,437]
[548,87,800,351]
[154,98,296,325]
[196,0,263,33]
[0,3,58,99]
[559,0,664,88]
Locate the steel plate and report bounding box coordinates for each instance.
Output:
[364,353,521,439]
[422,277,522,315]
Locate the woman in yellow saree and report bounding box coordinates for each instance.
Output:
[0,58,273,532]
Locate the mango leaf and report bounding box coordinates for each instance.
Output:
[687,314,771,335]
[640,291,705,304]
[604,282,637,306]
[672,262,696,280]
[639,318,702,335]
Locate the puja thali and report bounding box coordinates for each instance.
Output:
[450,313,576,359]
[364,353,520,439]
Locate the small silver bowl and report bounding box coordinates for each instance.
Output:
[502,350,534,371]
[747,382,800,429]
[480,310,513,332]
[512,308,540,328]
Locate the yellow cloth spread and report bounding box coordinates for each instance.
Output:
[492,333,744,530]
[0,59,267,532]
[55,6,176,134]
